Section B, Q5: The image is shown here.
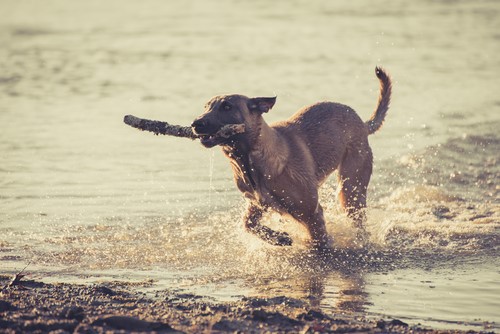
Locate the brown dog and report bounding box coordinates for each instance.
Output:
[192,67,392,248]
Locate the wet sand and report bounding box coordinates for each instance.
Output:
[0,275,489,333]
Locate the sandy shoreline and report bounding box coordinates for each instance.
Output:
[0,275,489,334]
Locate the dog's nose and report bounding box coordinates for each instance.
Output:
[191,119,209,134]
[191,119,206,128]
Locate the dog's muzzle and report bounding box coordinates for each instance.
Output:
[191,119,227,148]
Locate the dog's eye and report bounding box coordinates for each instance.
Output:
[220,102,232,111]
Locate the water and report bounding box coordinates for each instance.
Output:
[1,0,499,331]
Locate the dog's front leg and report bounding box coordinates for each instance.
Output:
[244,204,292,246]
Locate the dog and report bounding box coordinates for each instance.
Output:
[192,67,392,248]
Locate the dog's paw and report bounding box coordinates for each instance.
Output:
[273,232,293,246]
[251,225,293,246]
[353,230,371,248]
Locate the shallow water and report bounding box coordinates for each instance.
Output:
[1,0,499,331]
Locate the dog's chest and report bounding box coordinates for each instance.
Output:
[249,148,287,177]
[239,163,289,209]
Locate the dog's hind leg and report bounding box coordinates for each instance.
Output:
[244,204,293,246]
[337,146,373,242]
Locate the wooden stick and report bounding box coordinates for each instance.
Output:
[123,115,245,140]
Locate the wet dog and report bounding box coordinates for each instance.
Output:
[192,67,392,248]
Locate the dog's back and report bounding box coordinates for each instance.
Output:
[271,103,364,184]
[271,67,391,185]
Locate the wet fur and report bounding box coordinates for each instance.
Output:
[192,67,392,247]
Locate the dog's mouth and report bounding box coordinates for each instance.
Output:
[198,133,227,148]
[192,123,243,148]
[193,127,231,148]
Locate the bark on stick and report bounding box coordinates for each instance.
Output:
[123,115,245,139]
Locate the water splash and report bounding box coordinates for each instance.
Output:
[208,150,215,207]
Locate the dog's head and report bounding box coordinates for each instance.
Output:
[191,94,276,148]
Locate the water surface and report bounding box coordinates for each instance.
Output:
[1,0,499,331]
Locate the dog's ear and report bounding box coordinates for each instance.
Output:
[248,96,276,113]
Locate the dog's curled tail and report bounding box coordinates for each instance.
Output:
[366,66,392,135]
